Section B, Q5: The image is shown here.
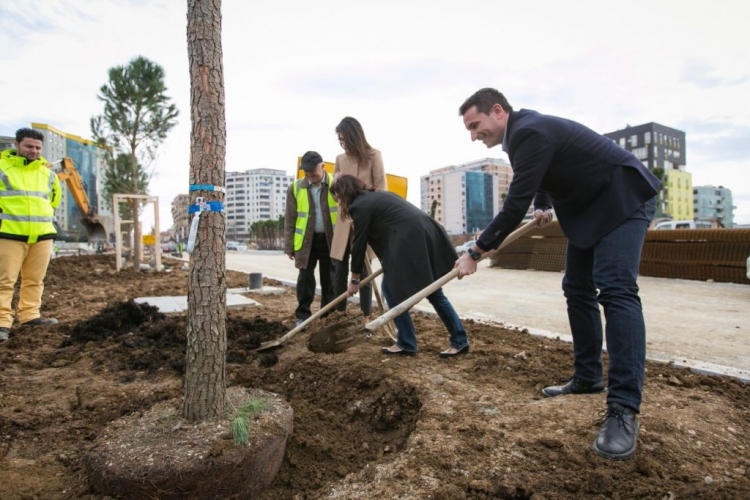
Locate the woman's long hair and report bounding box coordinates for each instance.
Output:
[336,117,373,167]
[330,174,373,220]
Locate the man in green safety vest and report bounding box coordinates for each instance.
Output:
[0,128,62,342]
[284,151,338,326]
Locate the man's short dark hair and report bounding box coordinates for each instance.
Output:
[15,127,44,143]
[459,88,514,116]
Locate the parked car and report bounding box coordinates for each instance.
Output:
[455,240,476,256]
[653,219,715,230]
[226,241,239,251]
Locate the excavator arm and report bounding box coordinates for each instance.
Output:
[53,158,108,241]
[58,158,94,217]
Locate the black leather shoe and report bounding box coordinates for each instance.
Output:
[439,345,469,358]
[593,403,640,460]
[21,317,58,327]
[541,377,606,398]
[381,346,416,356]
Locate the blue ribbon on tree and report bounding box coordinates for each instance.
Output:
[186,197,225,254]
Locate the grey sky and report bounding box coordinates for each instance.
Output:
[2,0,749,226]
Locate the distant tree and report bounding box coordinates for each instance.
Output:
[91,56,178,268]
[430,199,438,218]
[651,167,668,218]
[102,154,148,221]
[250,216,285,250]
[184,0,227,421]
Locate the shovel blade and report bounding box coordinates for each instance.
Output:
[307,316,368,353]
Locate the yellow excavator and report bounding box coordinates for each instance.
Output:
[50,157,109,241]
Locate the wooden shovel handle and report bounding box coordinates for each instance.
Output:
[268,267,384,347]
[364,259,398,342]
[365,219,540,332]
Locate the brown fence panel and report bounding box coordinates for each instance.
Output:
[489,223,750,284]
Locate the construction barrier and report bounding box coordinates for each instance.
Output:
[488,222,750,284]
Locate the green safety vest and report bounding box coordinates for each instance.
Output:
[292,174,337,251]
[0,149,61,243]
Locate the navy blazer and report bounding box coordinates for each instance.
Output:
[476,109,659,250]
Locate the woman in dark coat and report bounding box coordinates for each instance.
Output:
[329,175,469,356]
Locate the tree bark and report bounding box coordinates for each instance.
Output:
[184,0,227,422]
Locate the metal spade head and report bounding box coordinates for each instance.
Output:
[307,316,370,353]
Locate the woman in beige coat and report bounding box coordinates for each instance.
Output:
[330,117,388,320]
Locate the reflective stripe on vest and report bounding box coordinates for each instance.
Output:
[0,214,54,222]
[291,174,338,252]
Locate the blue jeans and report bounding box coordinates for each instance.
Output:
[562,200,655,412]
[381,280,469,353]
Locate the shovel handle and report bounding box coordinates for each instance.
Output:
[365,219,541,332]
[267,267,384,347]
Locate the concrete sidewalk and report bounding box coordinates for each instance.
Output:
[225,250,750,380]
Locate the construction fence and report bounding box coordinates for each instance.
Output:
[488,222,750,284]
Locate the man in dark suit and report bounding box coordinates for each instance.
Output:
[455,88,659,460]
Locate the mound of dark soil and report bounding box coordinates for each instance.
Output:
[63,300,165,345]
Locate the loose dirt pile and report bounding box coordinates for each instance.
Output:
[0,255,748,499]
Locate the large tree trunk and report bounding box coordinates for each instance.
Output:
[184,0,227,422]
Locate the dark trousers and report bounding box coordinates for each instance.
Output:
[381,280,468,353]
[332,249,372,316]
[296,233,334,320]
[562,200,655,412]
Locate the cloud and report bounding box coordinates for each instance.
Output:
[678,118,750,162]
[0,5,58,36]
[681,60,749,89]
[287,59,496,99]
[691,130,750,162]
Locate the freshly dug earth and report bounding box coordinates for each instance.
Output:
[0,255,747,499]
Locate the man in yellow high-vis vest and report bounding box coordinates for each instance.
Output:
[0,128,62,342]
[283,151,338,326]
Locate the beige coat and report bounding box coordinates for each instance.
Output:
[330,149,388,261]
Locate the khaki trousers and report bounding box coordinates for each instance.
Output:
[0,239,53,327]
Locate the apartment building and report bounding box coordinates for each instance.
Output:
[0,134,13,151]
[604,122,692,218]
[171,194,190,242]
[31,123,113,238]
[420,158,511,235]
[694,185,735,227]
[226,168,293,241]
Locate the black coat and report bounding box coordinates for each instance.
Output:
[348,191,457,304]
[477,109,660,250]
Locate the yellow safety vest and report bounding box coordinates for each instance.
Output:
[0,149,61,243]
[292,174,337,251]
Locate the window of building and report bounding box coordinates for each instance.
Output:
[644,132,651,144]
[629,135,638,147]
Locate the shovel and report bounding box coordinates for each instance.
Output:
[254,267,384,351]
[363,259,398,342]
[365,219,541,334]
[300,219,542,354]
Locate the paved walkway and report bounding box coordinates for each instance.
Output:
[224,251,750,381]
